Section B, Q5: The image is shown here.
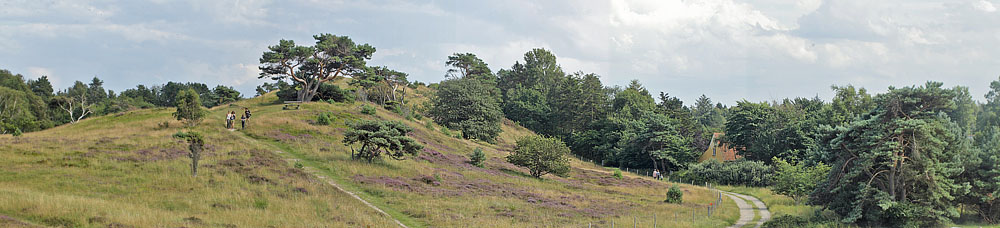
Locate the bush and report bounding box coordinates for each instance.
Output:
[360,105,376,115]
[12,128,22,137]
[343,120,424,162]
[294,162,304,169]
[762,215,810,228]
[173,89,207,127]
[440,127,452,137]
[613,169,623,179]
[506,135,571,178]
[316,112,335,125]
[424,121,435,130]
[665,185,683,203]
[771,157,830,203]
[155,121,170,130]
[469,148,486,168]
[413,113,423,120]
[680,159,773,187]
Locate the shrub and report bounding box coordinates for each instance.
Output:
[294,162,304,169]
[440,127,452,137]
[360,105,376,115]
[413,113,423,120]
[469,147,486,168]
[12,128,22,137]
[343,120,424,162]
[316,112,335,125]
[762,215,810,228]
[665,185,683,203]
[172,131,204,177]
[506,135,571,178]
[155,121,170,130]
[771,157,830,203]
[173,89,207,127]
[424,121,435,130]
[680,159,773,187]
[613,169,623,179]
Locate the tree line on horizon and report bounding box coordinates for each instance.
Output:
[0,70,243,134]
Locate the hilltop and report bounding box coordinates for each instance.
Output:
[0,82,740,227]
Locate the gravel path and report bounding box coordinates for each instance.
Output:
[722,192,756,228]
[722,191,771,228]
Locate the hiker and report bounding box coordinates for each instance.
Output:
[240,112,247,130]
[244,108,252,126]
[653,169,661,180]
[225,112,233,129]
[228,111,237,129]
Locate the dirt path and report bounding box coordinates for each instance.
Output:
[722,191,771,228]
[230,131,409,228]
[722,192,755,228]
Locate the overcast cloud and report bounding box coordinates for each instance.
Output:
[1,0,998,104]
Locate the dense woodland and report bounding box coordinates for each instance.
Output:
[3,33,1000,227]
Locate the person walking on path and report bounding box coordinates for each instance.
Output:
[653,169,662,180]
[244,108,252,127]
[225,112,233,129]
[240,112,247,130]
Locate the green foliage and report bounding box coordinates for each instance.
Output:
[725,100,813,164]
[172,89,206,127]
[613,169,623,179]
[360,104,376,115]
[506,135,570,178]
[771,157,830,203]
[665,185,683,204]
[812,82,970,227]
[342,120,424,162]
[12,127,22,137]
[429,78,503,143]
[212,85,242,105]
[316,112,335,125]
[294,162,304,169]
[959,126,1000,224]
[172,131,204,177]
[681,160,773,187]
[259,34,374,102]
[469,147,486,168]
[762,215,811,228]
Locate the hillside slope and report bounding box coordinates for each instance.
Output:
[0,91,739,227]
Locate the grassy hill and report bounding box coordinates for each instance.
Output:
[0,85,741,227]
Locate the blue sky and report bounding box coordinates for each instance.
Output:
[2,0,999,105]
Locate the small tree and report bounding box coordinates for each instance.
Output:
[469,147,486,168]
[665,185,683,203]
[343,120,423,162]
[173,131,204,177]
[771,157,830,204]
[173,89,206,127]
[506,135,570,178]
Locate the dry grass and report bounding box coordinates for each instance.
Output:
[0,90,742,227]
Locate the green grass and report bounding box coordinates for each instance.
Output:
[0,90,745,227]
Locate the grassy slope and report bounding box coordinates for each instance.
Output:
[0,84,741,227]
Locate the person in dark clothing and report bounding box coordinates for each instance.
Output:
[240,113,247,130]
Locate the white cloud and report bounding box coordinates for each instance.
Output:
[974,0,997,12]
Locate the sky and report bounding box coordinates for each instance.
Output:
[1,0,999,105]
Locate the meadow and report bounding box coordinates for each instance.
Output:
[0,90,742,227]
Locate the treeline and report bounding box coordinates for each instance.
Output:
[0,69,242,134]
[425,48,727,172]
[420,46,1000,226]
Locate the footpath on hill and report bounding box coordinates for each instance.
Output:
[228,131,410,228]
[721,191,771,228]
